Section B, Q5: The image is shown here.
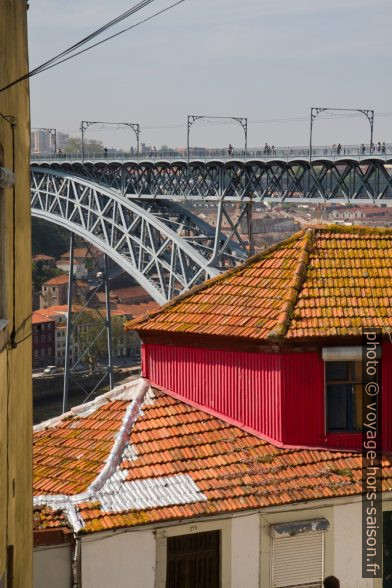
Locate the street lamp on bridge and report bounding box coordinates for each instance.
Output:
[80,120,141,162]
[309,107,374,161]
[187,115,248,162]
[32,127,57,154]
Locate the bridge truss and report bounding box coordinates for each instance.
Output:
[31,167,248,305]
[33,157,392,203]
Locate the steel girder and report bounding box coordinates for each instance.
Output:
[31,168,250,304]
[32,159,392,203]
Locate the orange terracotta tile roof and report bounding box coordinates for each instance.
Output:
[43,274,69,286]
[111,301,160,318]
[126,225,392,341]
[33,379,392,534]
[32,311,55,325]
[43,274,89,287]
[34,304,84,319]
[60,247,99,259]
[33,506,70,531]
[33,254,55,262]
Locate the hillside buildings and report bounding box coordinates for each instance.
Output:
[0,0,32,586]
[32,225,392,587]
[32,312,55,369]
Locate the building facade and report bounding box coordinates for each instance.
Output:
[32,312,56,369]
[0,0,32,586]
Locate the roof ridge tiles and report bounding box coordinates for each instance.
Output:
[267,228,314,341]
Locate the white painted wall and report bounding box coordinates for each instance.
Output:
[34,545,71,588]
[34,496,392,588]
[333,501,373,588]
[231,514,259,588]
[81,529,156,588]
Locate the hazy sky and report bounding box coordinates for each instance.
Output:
[28,0,392,150]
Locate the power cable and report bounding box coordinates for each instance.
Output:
[0,0,185,94]
[34,0,186,76]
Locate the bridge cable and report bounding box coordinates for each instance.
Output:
[0,0,185,94]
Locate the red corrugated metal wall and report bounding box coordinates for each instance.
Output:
[145,343,284,443]
[144,342,392,451]
[281,352,325,447]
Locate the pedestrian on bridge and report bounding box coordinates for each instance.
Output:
[382,142,386,154]
[228,144,233,157]
[337,143,342,155]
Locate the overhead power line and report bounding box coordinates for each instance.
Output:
[0,0,186,94]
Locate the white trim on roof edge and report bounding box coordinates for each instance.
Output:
[33,378,207,533]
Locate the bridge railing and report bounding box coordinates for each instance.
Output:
[30,142,392,162]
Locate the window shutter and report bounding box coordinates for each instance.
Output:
[272,531,324,587]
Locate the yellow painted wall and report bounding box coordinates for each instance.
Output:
[0,0,32,586]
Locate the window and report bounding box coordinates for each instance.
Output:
[326,361,362,432]
[166,531,220,588]
[271,519,329,588]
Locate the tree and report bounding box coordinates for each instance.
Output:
[62,137,104,154]
[32,262,63,293]
[32,218,68,257]
[72,311,126,373]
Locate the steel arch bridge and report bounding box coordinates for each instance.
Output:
[32,156,392,203]
[31,167,249,304]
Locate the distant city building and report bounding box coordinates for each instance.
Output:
[57,131,70,151]
[95,285,153,308]
[327,205,392,227]
[32,312,56,368]
[31,128,52,154]
[34,302,149,367]
[40,274,89,308]
[56,246,104,278]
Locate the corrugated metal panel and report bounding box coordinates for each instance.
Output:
[272,532,324,587]
[281,352,324,447]
[146,344,283,443]
[145,343,392,451]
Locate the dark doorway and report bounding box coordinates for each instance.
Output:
[166,530,221,588]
